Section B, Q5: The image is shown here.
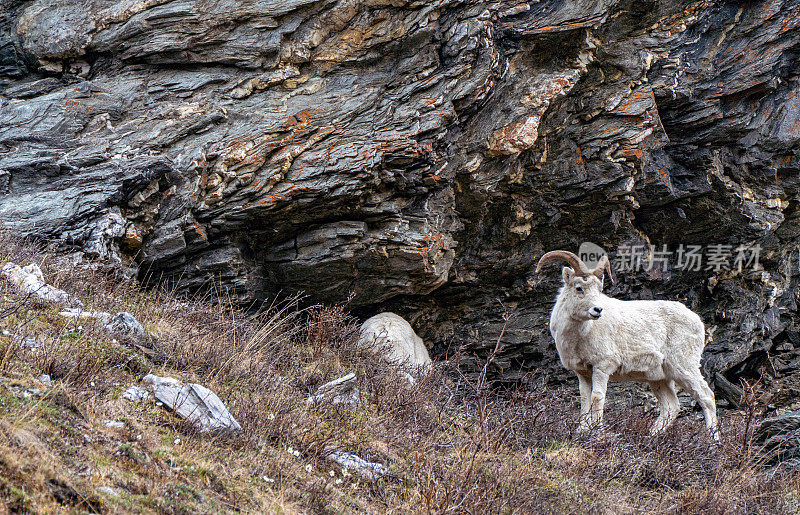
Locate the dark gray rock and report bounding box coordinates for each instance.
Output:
[307,373,360,409]
[105,312,145,338]
[2,0,800,393]
[754,410,800,470]
[58,308,146,337]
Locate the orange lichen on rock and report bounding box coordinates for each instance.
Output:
[488,115,541,156]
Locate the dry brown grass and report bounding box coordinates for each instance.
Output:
[1,230,799,513]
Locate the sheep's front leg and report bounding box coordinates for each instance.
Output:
[589,368,611,428]
[577,372,592,432]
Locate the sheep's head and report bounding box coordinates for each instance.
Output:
[536,250,614,321]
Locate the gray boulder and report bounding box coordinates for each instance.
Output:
[142,374,241,432]
[307,373,360,409]
[59,308,145,338]
[754,410,800,471]
[105,312,146,338]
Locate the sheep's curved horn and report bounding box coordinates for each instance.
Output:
[592,255,615,284]
[535,250,592,276]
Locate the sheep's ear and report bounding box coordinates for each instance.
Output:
[561,267,574,284]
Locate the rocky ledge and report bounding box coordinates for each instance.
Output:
[1,0,800,395]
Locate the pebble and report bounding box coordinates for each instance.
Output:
[21,338,42,352]
[122,386,149,402]
[98,486,119,497]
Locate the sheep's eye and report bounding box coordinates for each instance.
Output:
[575,285,584,294]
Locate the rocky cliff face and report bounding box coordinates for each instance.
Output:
[2,0,800,398]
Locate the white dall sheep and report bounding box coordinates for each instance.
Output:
[536,250,718,437]
[358,312,432,371]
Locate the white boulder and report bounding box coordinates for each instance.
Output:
[1,262,82,308]
[358,312,431,370]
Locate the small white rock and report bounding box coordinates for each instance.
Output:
[123,386,149,402]
[98,486,119,497]
[327,450,388,480]
[21,338,42,352]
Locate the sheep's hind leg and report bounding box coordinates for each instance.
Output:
[648,380,679,435]
[676,370,719,440]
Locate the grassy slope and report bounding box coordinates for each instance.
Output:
[0,232,798,514]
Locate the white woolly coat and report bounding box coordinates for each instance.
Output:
[550,292,706,382]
